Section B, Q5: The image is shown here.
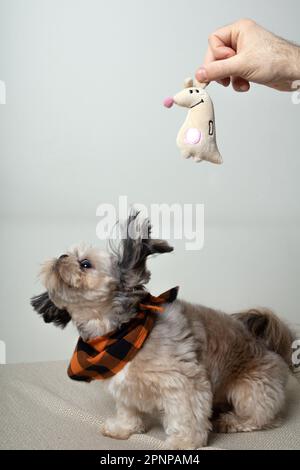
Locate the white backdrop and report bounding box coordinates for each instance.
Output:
[0,0,299,363]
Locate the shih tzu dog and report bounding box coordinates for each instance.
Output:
[31,213,294,450]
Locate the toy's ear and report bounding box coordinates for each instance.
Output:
[183,77,194,88]
[194,78,210,89]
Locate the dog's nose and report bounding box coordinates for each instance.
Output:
[58,254,68,260]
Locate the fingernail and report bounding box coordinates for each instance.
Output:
[239,84,249,92]
[196,67,208,82]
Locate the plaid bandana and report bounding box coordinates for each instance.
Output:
[67,286,179,382]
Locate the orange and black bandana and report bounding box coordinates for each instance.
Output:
[67,286,179,382]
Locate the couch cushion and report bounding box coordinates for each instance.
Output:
[0,360,299,450]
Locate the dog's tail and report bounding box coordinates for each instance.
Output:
[233,308,294,366]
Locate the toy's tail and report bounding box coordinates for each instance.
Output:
[233,308,294,366]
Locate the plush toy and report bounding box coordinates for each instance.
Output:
[163,78,222,164]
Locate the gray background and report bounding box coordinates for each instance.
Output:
[0,0,299,363]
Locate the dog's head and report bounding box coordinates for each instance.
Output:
[31,213,173,338]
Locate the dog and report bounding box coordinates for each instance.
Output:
[31,213,294,449]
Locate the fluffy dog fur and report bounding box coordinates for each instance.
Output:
[31,214,294,449]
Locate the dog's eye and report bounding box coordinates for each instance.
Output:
[196,89,199,93]
[189,89,193,94]
[80,259,92,269]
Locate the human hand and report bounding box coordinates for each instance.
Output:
[196,19,300,92]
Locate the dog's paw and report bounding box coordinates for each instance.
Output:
[165,433,208,450]
[102,417,145,440]
[213,412,239,433]
[213,412,257,433]
[102,419,132,440]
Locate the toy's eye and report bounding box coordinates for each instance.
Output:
[196,89,199,93]
[189,89,193,94]
[80,259,92,269]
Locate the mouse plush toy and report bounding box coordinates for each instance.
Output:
[163,78,222,164]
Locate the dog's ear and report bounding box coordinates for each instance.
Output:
[30,291,71,328]
[111,211,173,289]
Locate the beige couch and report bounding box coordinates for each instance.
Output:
[0,358,299,450]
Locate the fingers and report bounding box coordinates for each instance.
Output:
[196,61,249,92]
[196,55,240,82]
[231,76,250,92]
[208,33,236,61]
[209,23,239,50]
[203,43,232,87]
[196,20,257,91]
[220,77,231,87]
[201,30,237,88]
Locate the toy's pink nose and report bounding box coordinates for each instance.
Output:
[163,96,174,108]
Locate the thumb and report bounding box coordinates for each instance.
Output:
[196,56,241,82]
